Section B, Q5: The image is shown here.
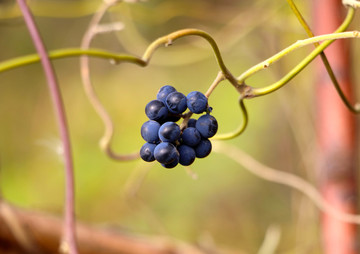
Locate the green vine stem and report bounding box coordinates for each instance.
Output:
[243,7,355,97]
[237,32,359,86]
[0,29,240,90]
[1,29,358,90]
[142,29,236,83]
[286,0,360,113]
[0,48,146,72]
[0,12,358,145]
[3,29,357,90]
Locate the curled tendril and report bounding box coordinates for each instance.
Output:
[343,0,360,8]
[213,98,248,140]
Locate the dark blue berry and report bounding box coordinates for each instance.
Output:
[154,142,179,164]
[165,92,187,114]
[195,114,218,138]
[158,122,181,143]
[161,157,179,168]
[140,143,157,162]
[178,145,196,166]
[187,118,197,128]
[181,127,201,147]
[145,100,168,122]
[195,138,212,158]
[157,85,177,103]
[141,120,160,143]
[187,91,208,114]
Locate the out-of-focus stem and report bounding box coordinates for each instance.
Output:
[15,0,78,253]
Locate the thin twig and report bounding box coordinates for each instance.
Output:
[204,71,226,98]
[286,0,360,113]
[257,224,281,254]
[15,1,78,253]
[0,202,213,254]
[237,30,358,84]
[0,201,40,253]
[80,0,140,161]
[246,7,355,97]
[213,142,360,224]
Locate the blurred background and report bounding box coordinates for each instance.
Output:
[0,0,359,253]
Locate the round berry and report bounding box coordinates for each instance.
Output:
[178,145,196,166]
[195,138,212,158]
[187,91,208,114]
[195,114,218,138]
[157,85,177,103]
[145,100,168,122]
[161,157,179,169]
[158,122,181,143]
[165,92,187,114]
[154,142,179,164]
[140,143,157,162]
[187,118,197,128]
[181,127,201,147]
[141,120,160,143]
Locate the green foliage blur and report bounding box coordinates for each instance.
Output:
[1,0,359,253]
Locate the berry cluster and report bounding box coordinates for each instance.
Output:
[140,85,218,168]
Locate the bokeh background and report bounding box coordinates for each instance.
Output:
[0,0,359,253]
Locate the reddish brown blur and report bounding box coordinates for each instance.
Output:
[313,0,358,253]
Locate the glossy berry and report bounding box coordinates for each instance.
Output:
[158,122,181,143]
[157,85,177,103]
[178,145,196,166]
[187,91,208,114]
[165,92,187,114]
[195,138,212,158]
[196,114,218,138]
[161,157,179,168]
[187,118,197,128]
[154,142,179,164]
[140,143,157,162]
[145,100,168,122]
[141,120,160,143]
[141,86,218,168]
[181,127,201,147]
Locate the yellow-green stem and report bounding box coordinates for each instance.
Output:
[286,0,359,113]
[249,7,355,97]
[213,99,248,140]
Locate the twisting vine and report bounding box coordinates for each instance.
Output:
[286,0,360,112]
[0,29,359,141]
[1,1,360,252]
[79,0,140,161]
[15,0,78,254]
